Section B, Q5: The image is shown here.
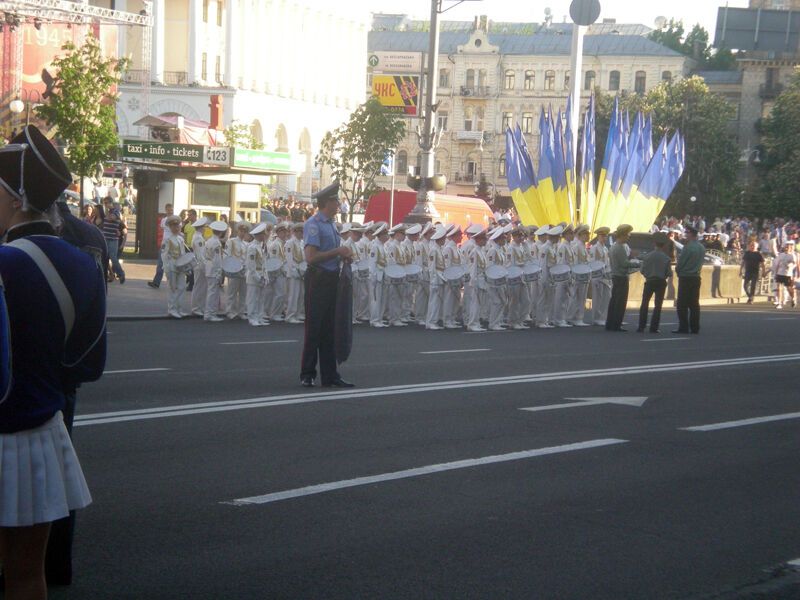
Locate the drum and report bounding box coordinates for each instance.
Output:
[589,260,606,281]
[355,259,370,279]
[404,264,422,283]
[507,266,524,286]
[549,264,572,283]
[444,265,465,286]
[523,262,542,282]
[265,258,284,277]
[174,252,197,274]
[486,265,508,287]
[386,264,407,285]
[572,263,592,283]
[222,257,245,279]
[297,261,308,276]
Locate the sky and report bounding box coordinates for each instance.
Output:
[331,0,751,35]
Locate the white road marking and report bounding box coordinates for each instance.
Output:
[642,338,690,342]
[220,340,298,346]
[104,368,172,375]
[788,558,800,568]
[764,318,797,321]
[680,411,800,432]
[520,397,648,413]
[420,348,490,355]
[226,438,628,506]
[74,353,800,427]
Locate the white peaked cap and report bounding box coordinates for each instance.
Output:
[422,223,434,235]
[389,223,405,234]
[535,225,550,236]
[373,223,387,236]
[502,223,514,234]
[250,223,267,235]
[210,221,228,233]
[490,227,506,241]
[447,225,462,237]
[405,224,422,235]
[340,223,352,233]
[431,227,447,241]
[193,217,209,228]
[466,223,484,235]
[548,225,564,236]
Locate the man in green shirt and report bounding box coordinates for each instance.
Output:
[637,233,672,333]
[674,225,705,334]
[605,224,639,332]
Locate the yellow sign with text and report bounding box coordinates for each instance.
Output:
[371,75,420,117]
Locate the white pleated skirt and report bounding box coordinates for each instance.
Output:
[0,412,92,527]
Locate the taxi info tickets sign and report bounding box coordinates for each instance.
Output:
[371,75,420,117]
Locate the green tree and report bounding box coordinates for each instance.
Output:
[224,120,264,149]
[648,20,736,71]
[756,69,800,218]
[647,19,685,55]
[36,37,128,197]
[316,96,406,222]
[594,76,741,216]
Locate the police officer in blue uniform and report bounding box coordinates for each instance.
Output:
[300,182,355,388]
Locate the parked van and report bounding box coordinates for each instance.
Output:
[364,190,494,229]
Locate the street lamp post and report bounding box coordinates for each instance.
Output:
[9,90,43,128]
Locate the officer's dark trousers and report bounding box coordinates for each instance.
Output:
[605,276,629,331]
[301,268,340,384]
[676,275,701,333]
[743,273,758,301]
[638,278,667,332]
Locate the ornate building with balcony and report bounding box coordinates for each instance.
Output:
[368,14,689,200]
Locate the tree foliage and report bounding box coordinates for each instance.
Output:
[594,76,741,215]
[316,96,406,221]
[224,120,264,149]
[648,20,736,71]
[756,69,800,218]
[36,36,128,179]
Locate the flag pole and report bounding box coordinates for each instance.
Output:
[389,150,396,227]
[569,23,585,221]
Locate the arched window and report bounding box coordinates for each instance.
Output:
[466,69,475,88]
[524,70,535,90]
[584,70,596,91]
[395,150,408,176]
[635,71,647,94]
[499,154,507,177]
[609,70,621,91]
[464,106,474,131]
[504,69,515,90]
[439,68,450,87]
[544,70,556,91]
[662,71,672,83]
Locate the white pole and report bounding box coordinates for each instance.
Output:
[568,23,585,217]
[389,151,396,227]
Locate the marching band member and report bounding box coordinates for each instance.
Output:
[402,224,422,322]
[415,224,434,325]
[568,224,591,326]
[529,226,547,325]
[486,228,509,331]
[554,224,576,327]
[590,226,612,326]
[369,223,389,327]
[267,222,289,322]
[385,224,408,326]
[285,222,306,324]
[224,221,250,320]
[508,227,531,330]
[345,225,369,322]
[461,223,484,319]
[190,217,209,316]
[442,225,464,329]
[246,223,269,326]
[204,220,228,322]
[465,228,489,332]
[536,225,560,328]
[161,215,188,319]
[425,227,448,330]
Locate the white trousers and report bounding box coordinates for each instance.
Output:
[370,278,387,325]
[507,282,530,326]
[553,280,572,324]
[354,276,370,320]
[537,280,554,326]
[205,277,223,319]
[415,277,429,322]
[226,277,246,318]
[443,285,461,326]
[285,276,304,321]
[166,270,186,316]
[426,283,443,327]
[246,283,266,324]
[488,285,507,329]
[387,282,404,323]
[466,284,486,328]
[568,281,589,323]
[591,279,612,323]
[191,269,207,315]
[402,282,415,320]
[527,281,538,321]
[269,274,287,319]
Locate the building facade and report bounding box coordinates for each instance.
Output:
[369,16,689,199]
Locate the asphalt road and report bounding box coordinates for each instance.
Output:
[50,305,800,599]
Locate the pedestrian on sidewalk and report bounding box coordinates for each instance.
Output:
[637,233,672,333]
[674,226,705,334]
[772,241,797,309]
[740,240,765,304]
[148,203,173,289]
[101,202,126,284]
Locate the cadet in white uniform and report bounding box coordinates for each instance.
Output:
[465,228,489,331]
[225,221,250,320]
[554,224,576,327]
[246,223,269,326]
[486,228,509,331]
[267,223,289,321]
[442,226,464,329]
[591,226,612,326]
[425,227,448,330]
[161,215,188,319]
[385,224,408,327]
[537,225,560,328]
[204,220,228,321]
[369,224,389,327]
[344,224,368,322]
[414,224,433,324]
[507,228,531,330]
[460,223,483,319]
[401,224,419,322]
[285,222,306,323]
[568,224,591,326]
[190,217,209,316]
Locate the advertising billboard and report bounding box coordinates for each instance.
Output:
[371,74,420,117]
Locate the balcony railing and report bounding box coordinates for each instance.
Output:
[759,83,784,99]
[453,173,485,183]
[164,71,188,86]
[460,85,491,97]
[455,130,486,142]
[122,70,147,84]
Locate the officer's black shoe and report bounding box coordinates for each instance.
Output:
[300,376,315,387]
[147,281,159,289]
[650,329,661,334]
[322,379,355,388]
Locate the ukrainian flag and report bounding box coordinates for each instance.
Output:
[580,95,597,228]
[552,108,573,224]
[505,127,535,226]
[536,111,561,225]
[564,96,577,220]
[625,134,669,230]
[514,126,549,227]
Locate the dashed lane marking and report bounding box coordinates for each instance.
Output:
[680,411,800,432]
[104,368,172,375]
[420,348,491,355]
[220,340,298,345]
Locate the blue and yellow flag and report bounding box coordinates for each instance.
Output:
[505,127,535,226]
[580,95,597,228]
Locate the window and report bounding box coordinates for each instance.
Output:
[564,71,571,89]
[522,112,533,134]
[499,154,506,177]
[464,106,474,131]
[544,70,555,90]
[466,69,475,89]
[436,111,449,132]
[502,111,514,131]
[396,150,408,176]
[662,71,672,83]
[475,106,485,131]
[635,71,646,94]
[439,69,450,88]
[609,70,620,91]
[504,69,515,90]
[203,0,209,22]
[524,70,535,90]
[478,69,487,87]
[216,0,224,26]
[466,160,477,179]
[584,70,596,91]
[201,53,208,81]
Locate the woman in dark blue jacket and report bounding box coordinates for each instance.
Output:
[0,126,106,599]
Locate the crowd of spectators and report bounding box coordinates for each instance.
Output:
[265,196,315,222]
[80,194,128,283]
